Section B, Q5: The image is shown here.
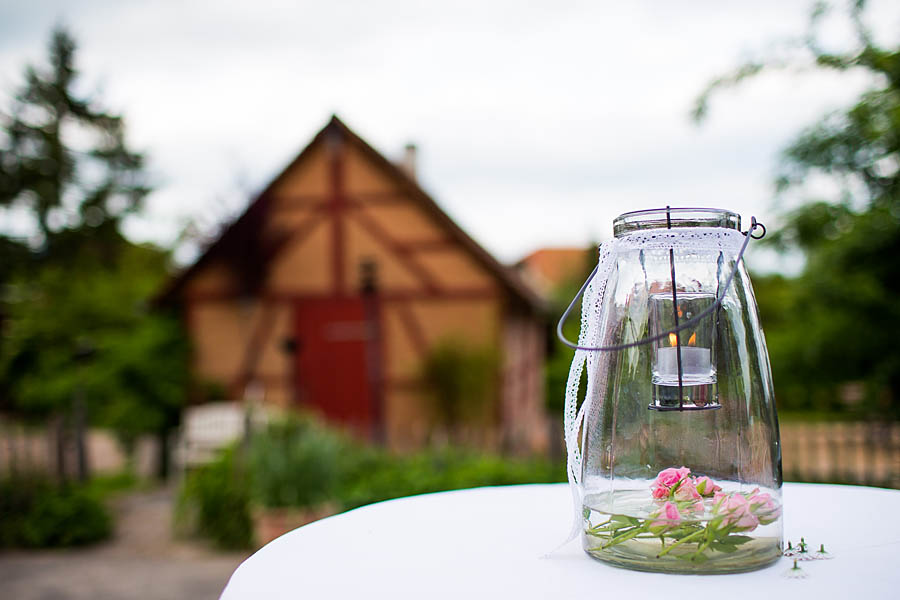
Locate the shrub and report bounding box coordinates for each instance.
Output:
[175,448,253,550]
[248,416,346,508]
[176,416,565,548]
[0,476,112,548]
[421,340,499,431]
[177,415,347,549]
[338,446,564,510]
[83,470,139,498]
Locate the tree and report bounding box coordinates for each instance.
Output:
[0,27,189,478]
[0,27,149,260]
[0,243,189,478]
[695,1,900,415]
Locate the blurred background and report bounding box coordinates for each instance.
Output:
[1,1,899,598]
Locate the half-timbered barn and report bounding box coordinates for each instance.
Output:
[160,116,548,452]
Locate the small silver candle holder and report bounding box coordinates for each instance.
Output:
[649,292,719,410]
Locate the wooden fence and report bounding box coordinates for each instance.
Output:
[4,417,899,489]
[781,421,900,489]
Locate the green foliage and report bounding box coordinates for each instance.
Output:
[177,416,564,549]
[0,476,112,548]
[696,1,900,415]
[337,446,564,511]
[421,339,499,429]
[82,470,140,498]
[248,416,345,508]
[177,416,347,549]
[0,28,187,471]
[175,448,254,550]
[0,243,189,449]
[0,27,149,250]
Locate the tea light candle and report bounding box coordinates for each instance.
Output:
[656,346,711,378]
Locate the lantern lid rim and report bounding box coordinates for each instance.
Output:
[613,207,741,237]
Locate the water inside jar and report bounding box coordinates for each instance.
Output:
[582,488,782,574]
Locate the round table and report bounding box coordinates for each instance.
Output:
[220,483,900,599]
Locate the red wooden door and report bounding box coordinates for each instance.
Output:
[294,298,373,431]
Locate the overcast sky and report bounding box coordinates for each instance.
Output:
[1,1,898,271]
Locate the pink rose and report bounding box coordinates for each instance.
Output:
[713,493,759,532]
[749,492,781,525]
[731,509,759,531]
[734,512,759,531]
[661,501,681,520]
[655,467,691,488]
[712,490,728,511]
[673,477,702,503]
[651,484,670,500]
[693,476,722,497]
[649,501,682,533]
[656,468,682,487]
[725,493,750,514]
[748,491,770,507]
[686,499,705,513]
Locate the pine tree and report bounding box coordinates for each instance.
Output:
[0,26,149,262]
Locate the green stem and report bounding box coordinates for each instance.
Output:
[691,536,713,560]
[601,526,647,549]
[591,533,660,541]
[657,529,705,557]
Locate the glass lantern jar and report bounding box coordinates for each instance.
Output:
[562,208,782,574]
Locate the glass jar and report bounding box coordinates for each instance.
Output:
[569,208,782,574]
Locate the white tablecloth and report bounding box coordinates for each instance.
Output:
[220,483,900,599]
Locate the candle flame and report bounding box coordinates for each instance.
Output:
[668,332,698,346]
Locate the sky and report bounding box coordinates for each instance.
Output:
[1,1,898,271]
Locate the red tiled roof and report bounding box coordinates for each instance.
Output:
[516,247,592,297]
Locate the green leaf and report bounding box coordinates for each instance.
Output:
[709,541,739,553]
[690,552,710,563]
[722,535,754,545]
[611,514,639,526]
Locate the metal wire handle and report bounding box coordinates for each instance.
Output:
[555,217,765,352]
